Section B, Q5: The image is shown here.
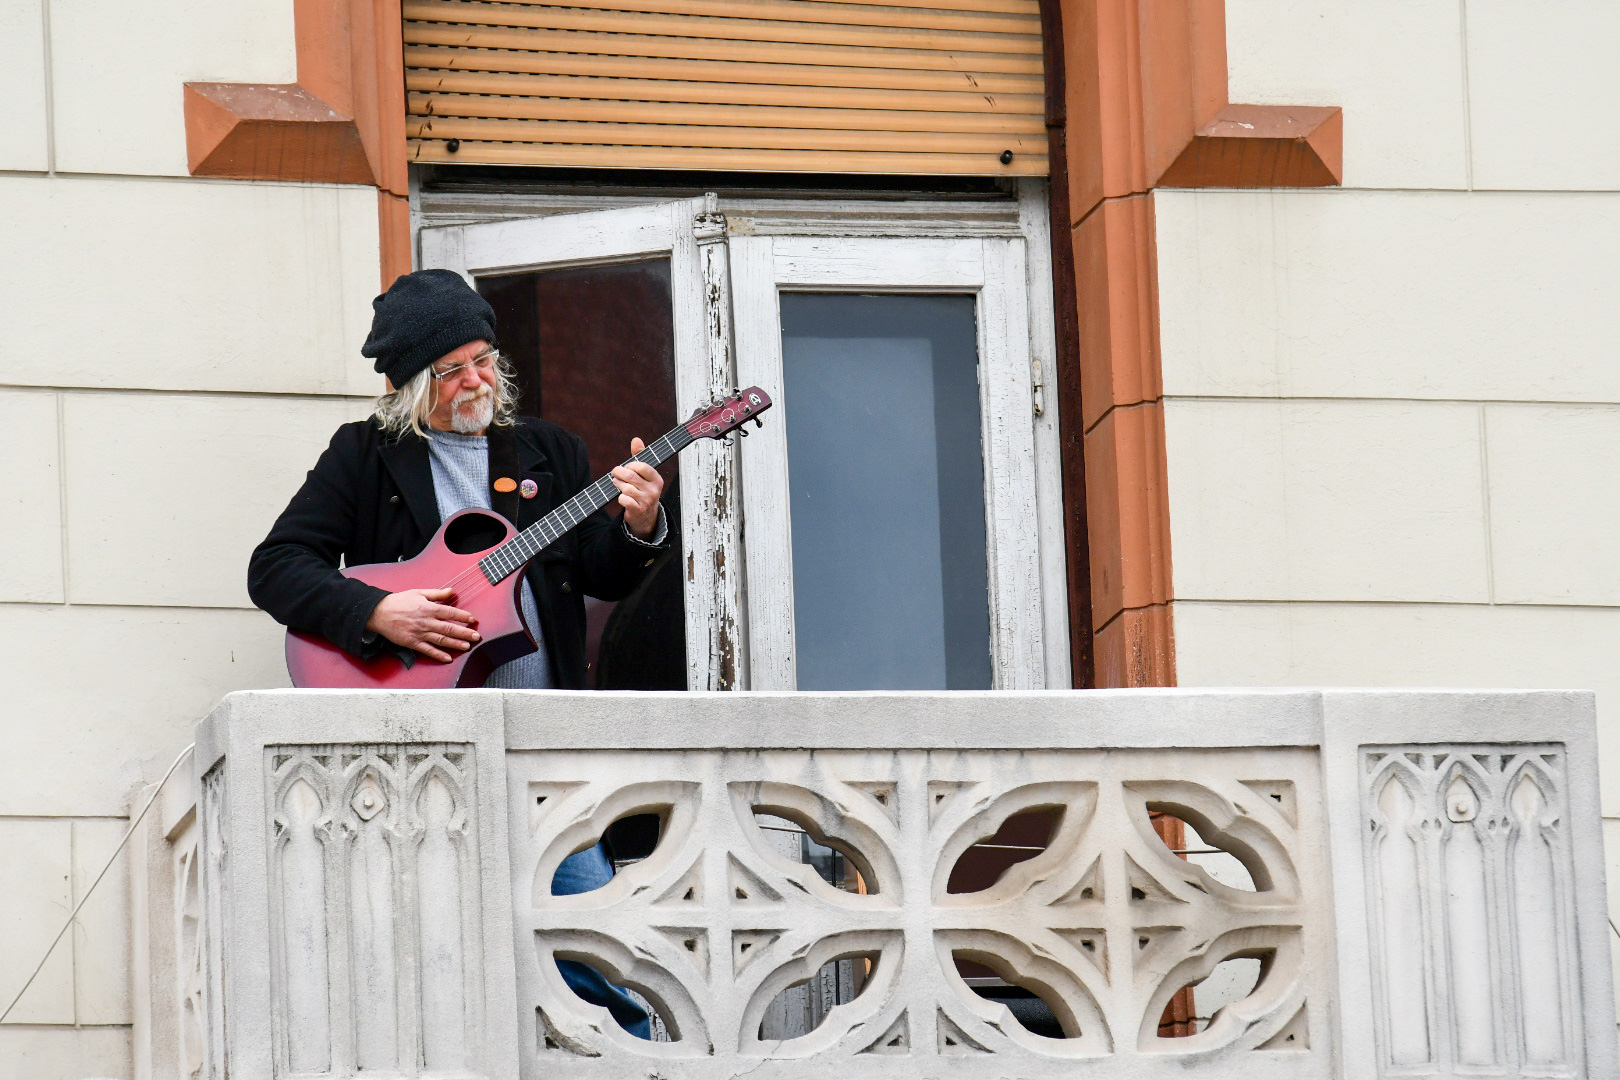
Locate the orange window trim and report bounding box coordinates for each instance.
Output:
[182,0,412,288]
[180,0,1343,685]
[1049,0,1342,687]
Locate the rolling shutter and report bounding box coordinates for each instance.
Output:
[403,0,1047,175]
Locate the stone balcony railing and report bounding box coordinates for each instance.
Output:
[131,689,1617,1080]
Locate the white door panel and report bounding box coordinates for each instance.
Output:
[734,235,1047,691]
[418,193,1064,692]
[420,198,744,692]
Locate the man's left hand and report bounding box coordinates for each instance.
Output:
[612,437,665,539]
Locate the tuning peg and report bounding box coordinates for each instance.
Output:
[723,435,735,447]
[753,417,763,428]
[737,426,750,437]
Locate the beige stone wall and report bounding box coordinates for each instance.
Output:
[7,0,1619,1069]
[1156,0,1620,1010]
[0,2,379,1074]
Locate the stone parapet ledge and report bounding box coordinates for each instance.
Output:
[135,689,1614,1079]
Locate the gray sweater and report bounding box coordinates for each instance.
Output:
[427,430,553,688]
[426,430,666,688]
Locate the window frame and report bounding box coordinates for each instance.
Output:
[420,197,747,692]
[412,181,1070,691]
[732,234,1046,691]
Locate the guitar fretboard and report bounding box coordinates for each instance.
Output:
[478,425,695,583]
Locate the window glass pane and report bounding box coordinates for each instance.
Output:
[780,293,991,690]
[479,259,686,690]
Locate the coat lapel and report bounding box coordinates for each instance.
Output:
[378,433,440,539]
[513,424,556,530]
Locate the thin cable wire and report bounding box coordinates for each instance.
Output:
[0,741,195,1025]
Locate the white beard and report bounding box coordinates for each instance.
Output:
[450,385,495,434]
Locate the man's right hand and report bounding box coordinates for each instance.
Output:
[365,588,481,663]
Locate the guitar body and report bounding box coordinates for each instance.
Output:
[285,509,536,689]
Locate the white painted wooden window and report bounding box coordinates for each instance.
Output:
[421,198,744,692]
[418,185,1067,692]
[733,232,1052,691]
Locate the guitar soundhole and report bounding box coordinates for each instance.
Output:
[442,511,508,555]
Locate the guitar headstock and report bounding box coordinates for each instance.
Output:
[685,386,773,441]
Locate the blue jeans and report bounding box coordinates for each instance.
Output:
[552,843,652,1039]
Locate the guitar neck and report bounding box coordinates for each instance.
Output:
[478,423,696,584]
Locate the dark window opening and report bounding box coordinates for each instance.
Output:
[479,259,686,689]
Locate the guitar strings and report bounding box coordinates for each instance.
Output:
[433,454,649,596]
[430,434,689,601]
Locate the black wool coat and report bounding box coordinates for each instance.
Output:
[247,416,666,689]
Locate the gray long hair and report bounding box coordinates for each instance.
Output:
[372,351,520,439]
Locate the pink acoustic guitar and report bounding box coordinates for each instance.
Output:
[285,387,772,688]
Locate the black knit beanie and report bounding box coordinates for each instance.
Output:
[362,269,498,387]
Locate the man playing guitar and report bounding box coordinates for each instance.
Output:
[250,269,668,683]
[248,268,665,1036]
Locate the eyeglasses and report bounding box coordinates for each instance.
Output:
[429,350,500,381]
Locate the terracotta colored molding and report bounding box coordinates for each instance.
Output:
[184,83,374,185]
[1075,194,1162,431]
[378,190,413,287]
[1159,104,1343,188]
[1083,401,1172,630]
[183,0,408,202]
[1055,0,1340,687]
[1063,0,1342,221]
[1094,604,1176,689]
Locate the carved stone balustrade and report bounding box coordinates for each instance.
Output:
[131,688,1618,1080]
